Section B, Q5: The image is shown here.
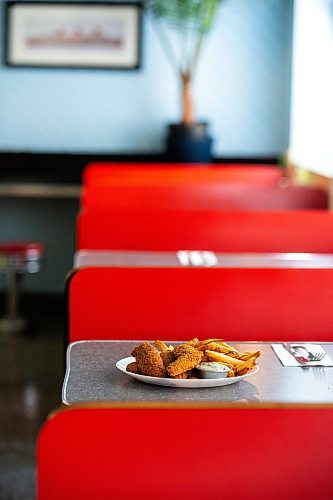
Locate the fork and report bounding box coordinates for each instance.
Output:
[291,344,326,362]
[306,351,326,362]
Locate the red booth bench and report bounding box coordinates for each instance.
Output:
[67,266,333,343]
[77,209,333,253]
[37,404,333,500]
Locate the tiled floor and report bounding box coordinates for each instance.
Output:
[0,296,65,500]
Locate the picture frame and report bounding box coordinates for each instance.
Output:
[4,1,142,69]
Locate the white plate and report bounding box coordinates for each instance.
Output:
[116,357,259,388]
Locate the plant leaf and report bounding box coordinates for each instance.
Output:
[146,0,223,34]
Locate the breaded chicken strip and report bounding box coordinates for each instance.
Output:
[126,362,139,374]
[167,345,202,377]
[160,350,175,368]
[131,342,165,377]
[170,370,195,379]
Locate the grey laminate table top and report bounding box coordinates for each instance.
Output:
[74,250,333,269]
[62,341,333,406]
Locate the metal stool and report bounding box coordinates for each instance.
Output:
[0,242,44,333]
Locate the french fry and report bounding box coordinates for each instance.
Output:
[196,338,224,347]
[233,352,261,375]
[227,369,235,378]
[205,350,244,366]
[200,355,209,362]
[203,342,239,355]
[238,351,261,362]
[155,340,174,351]
[216,341,238,351]
[185,338,200,347]
[237,352,253,360]
[237,368,250,376]
[154,340,169,351]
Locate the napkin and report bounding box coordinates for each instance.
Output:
[272,344,333,367]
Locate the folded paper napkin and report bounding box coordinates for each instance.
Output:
[272,344,333,367]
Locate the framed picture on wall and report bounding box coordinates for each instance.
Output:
[5,1,142,69]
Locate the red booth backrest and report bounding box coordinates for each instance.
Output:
[82,183,328,210]
[68,267,333,343]
[83,163,283,188]
[77,209,333,252]
[37,405,333,500]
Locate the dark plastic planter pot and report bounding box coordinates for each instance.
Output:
[166,123,213,163]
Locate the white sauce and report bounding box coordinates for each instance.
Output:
[197,362,230,372]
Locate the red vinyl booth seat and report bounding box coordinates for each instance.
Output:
[77,209,333,252]
[67,267,333,343]
[37,405,333,500]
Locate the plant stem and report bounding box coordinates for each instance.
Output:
[181,72,195,125]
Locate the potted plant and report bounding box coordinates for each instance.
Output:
[146,0,224,162]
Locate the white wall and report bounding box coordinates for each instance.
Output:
[289,0,333,176]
